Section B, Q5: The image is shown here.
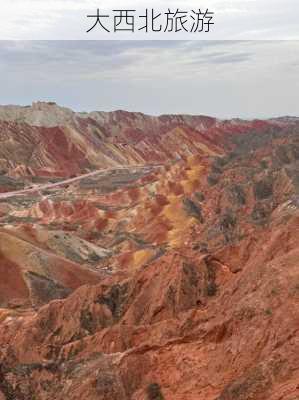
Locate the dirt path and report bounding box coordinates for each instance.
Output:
[0,164,162,199]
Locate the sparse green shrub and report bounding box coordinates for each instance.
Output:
[220,209,237,243]
[275,145,291,165]
[230,184,246,206]
[251,204,270,225]
[254,179,273,200]
[80,309,95,333]
[260,160,268,169]
[211,164,222,175]
[275,143,299,165]
[207,174,220,186]
[146,383,164,400]
[192,242,208,252]
[195,192,205,202]
[183,198,204,223]
[213,156,228,168]
[264,308,272,316]
[89,252,101,263]
[207,282,217,296]
[220,210,237,231]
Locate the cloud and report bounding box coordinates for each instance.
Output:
[0,40,298,118]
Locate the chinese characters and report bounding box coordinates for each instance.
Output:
[86,8,214,33]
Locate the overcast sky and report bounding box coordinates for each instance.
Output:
[0,40,299,118]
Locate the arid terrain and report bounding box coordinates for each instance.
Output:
[0,102,298,400]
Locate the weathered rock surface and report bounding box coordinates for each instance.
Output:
[0,105,298,399]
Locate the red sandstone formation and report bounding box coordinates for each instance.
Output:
[0,103,298,399]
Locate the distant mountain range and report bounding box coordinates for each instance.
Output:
[0,101,298,180]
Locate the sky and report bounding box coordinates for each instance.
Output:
[0,40,299,119]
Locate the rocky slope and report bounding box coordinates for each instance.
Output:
[0,101,275,180]
[0,104,298,399]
